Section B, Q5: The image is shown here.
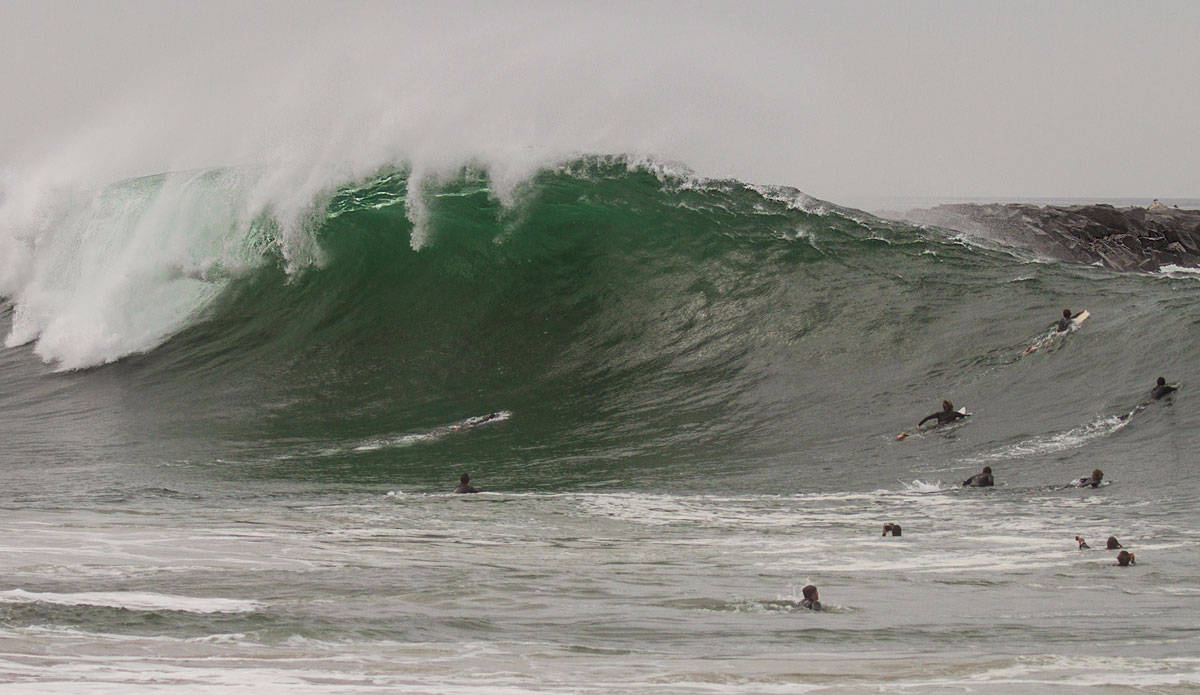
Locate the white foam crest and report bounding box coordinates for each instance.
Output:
[1159,263,1200,278]
[1,169,274,368]
[0,588,263,614]
[747,183,829,216]
[624,154,703,187]
[885,654,1200,690]
[2,150,729,368]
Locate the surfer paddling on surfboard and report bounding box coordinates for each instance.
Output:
[1150,376,1178,401]
[1023,308,1089,355]
[896,400,970,440]
[1057,309,1085,332]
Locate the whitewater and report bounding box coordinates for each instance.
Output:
[1,153,1198,694]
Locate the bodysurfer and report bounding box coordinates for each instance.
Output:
[1116,550,1136,566]
[453,473,480,494]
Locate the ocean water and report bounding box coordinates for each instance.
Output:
[2,158,1198,693]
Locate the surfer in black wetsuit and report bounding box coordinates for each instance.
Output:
[800,584,821,611]
[1057,309,1084,332]
[450,412,504,432]
[882,523,902,537]
[1075,536,1090,549]
[916,400,969,431]
[1069,469,1104,489]
[453,473,480,494]
[1150,377,1177,400]
[962,466,994,487]
[1107,536,1123,550]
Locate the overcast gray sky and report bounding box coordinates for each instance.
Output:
[2,0,1197,205]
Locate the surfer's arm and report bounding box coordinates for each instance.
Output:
[916,413,937,428]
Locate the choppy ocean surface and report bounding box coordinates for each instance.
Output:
[2,158,1198,693]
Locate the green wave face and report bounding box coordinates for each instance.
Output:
[130,161,849,481]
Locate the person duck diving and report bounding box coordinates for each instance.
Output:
[916,400,969,431]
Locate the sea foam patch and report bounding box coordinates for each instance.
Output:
[1159,263,1200,278]
[960,413,1129,464]
[0,589,263,614]
[353,411,511,453]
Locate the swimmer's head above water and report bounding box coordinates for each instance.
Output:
[800,584,820,610]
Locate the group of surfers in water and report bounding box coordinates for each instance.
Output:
[901,304,1178,441]
[905,308,1178,438]
[1078,536,1135,565]
[915,309,1178,567]
[448,310,1171,608]
[954,463,1136,565]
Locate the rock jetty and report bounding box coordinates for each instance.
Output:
[898,203,1200,272]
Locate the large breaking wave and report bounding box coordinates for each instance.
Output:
[2,156,1196,490]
